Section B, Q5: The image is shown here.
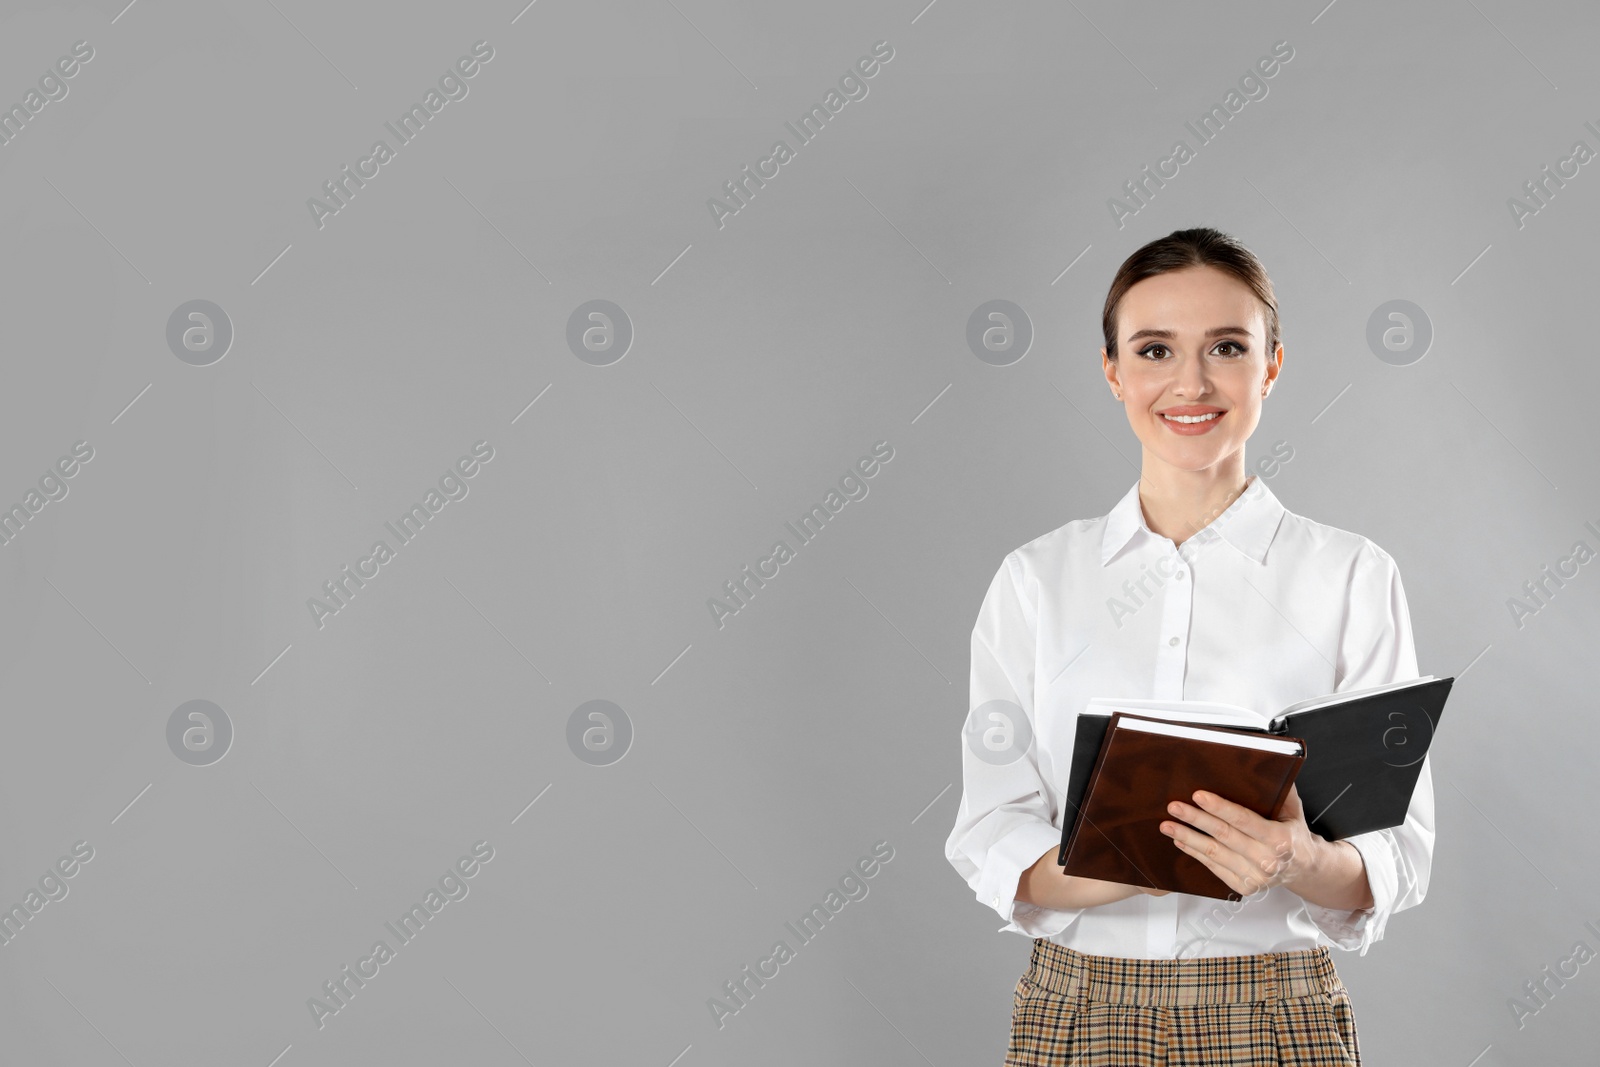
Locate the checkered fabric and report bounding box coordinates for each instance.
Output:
[1005,938,1361,1066]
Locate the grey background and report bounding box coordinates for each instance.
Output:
[0,0,1595,1064]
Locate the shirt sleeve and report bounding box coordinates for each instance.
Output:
[1301,540,1435,956]
[944,551,1085,938]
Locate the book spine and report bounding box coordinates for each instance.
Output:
[1060,714,1125,873]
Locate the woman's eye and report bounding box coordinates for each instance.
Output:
[1137,342,1246,359]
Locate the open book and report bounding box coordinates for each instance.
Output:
[1056,675,1454,874]
[1057,712,1308,899]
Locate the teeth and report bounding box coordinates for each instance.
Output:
[1163,412,1220,424]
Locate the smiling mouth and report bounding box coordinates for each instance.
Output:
[1161,412,1222,424]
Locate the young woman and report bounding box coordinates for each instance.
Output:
[944,227,1433,1066]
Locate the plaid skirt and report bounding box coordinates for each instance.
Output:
[1006,938,1360,1066]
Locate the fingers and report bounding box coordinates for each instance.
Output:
[1167,792,1288,858]
[1160,791,1302,894]
[1163,796,1257,855]
[1169,835,1249,895]
[1164,820,1294,895]
[1189,790,1260,832]
[1164,823,1257,892]
[1163,811,1288,890]
[1177,838,1286,897]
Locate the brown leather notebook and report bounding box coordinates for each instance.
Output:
[1060,712,1306,901]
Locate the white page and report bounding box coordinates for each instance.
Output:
[1086,696,1267,728]
[1276,675,1437,718]
[1117,715,1303,756]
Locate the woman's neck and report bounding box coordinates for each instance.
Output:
[1135,459,1253,548]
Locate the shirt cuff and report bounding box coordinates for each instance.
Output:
[1302,833,1399,956]
[977,821,1083,938]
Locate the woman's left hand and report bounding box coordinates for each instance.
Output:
[1159,782,1321,898]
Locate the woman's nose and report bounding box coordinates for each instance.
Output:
[1173,353,1209,396]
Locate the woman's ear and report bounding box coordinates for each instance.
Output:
[1102,346,1121,399]
[1262,342,1284,396]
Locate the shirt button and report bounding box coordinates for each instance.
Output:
[1175,571,1186,580]
[992,895,1001,907]
[1168,636,1179,646]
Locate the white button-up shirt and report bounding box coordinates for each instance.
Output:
[944,475,1433,958]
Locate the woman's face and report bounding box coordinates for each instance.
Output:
[1101,265,1282,477]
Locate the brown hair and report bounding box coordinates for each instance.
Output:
[1101,227,1280,361]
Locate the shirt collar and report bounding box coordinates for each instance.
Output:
[1100,475,1286,566]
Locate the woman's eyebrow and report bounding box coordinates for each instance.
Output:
[1126,326,1251,342]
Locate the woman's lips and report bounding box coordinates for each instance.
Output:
[1159,410,1225,435]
